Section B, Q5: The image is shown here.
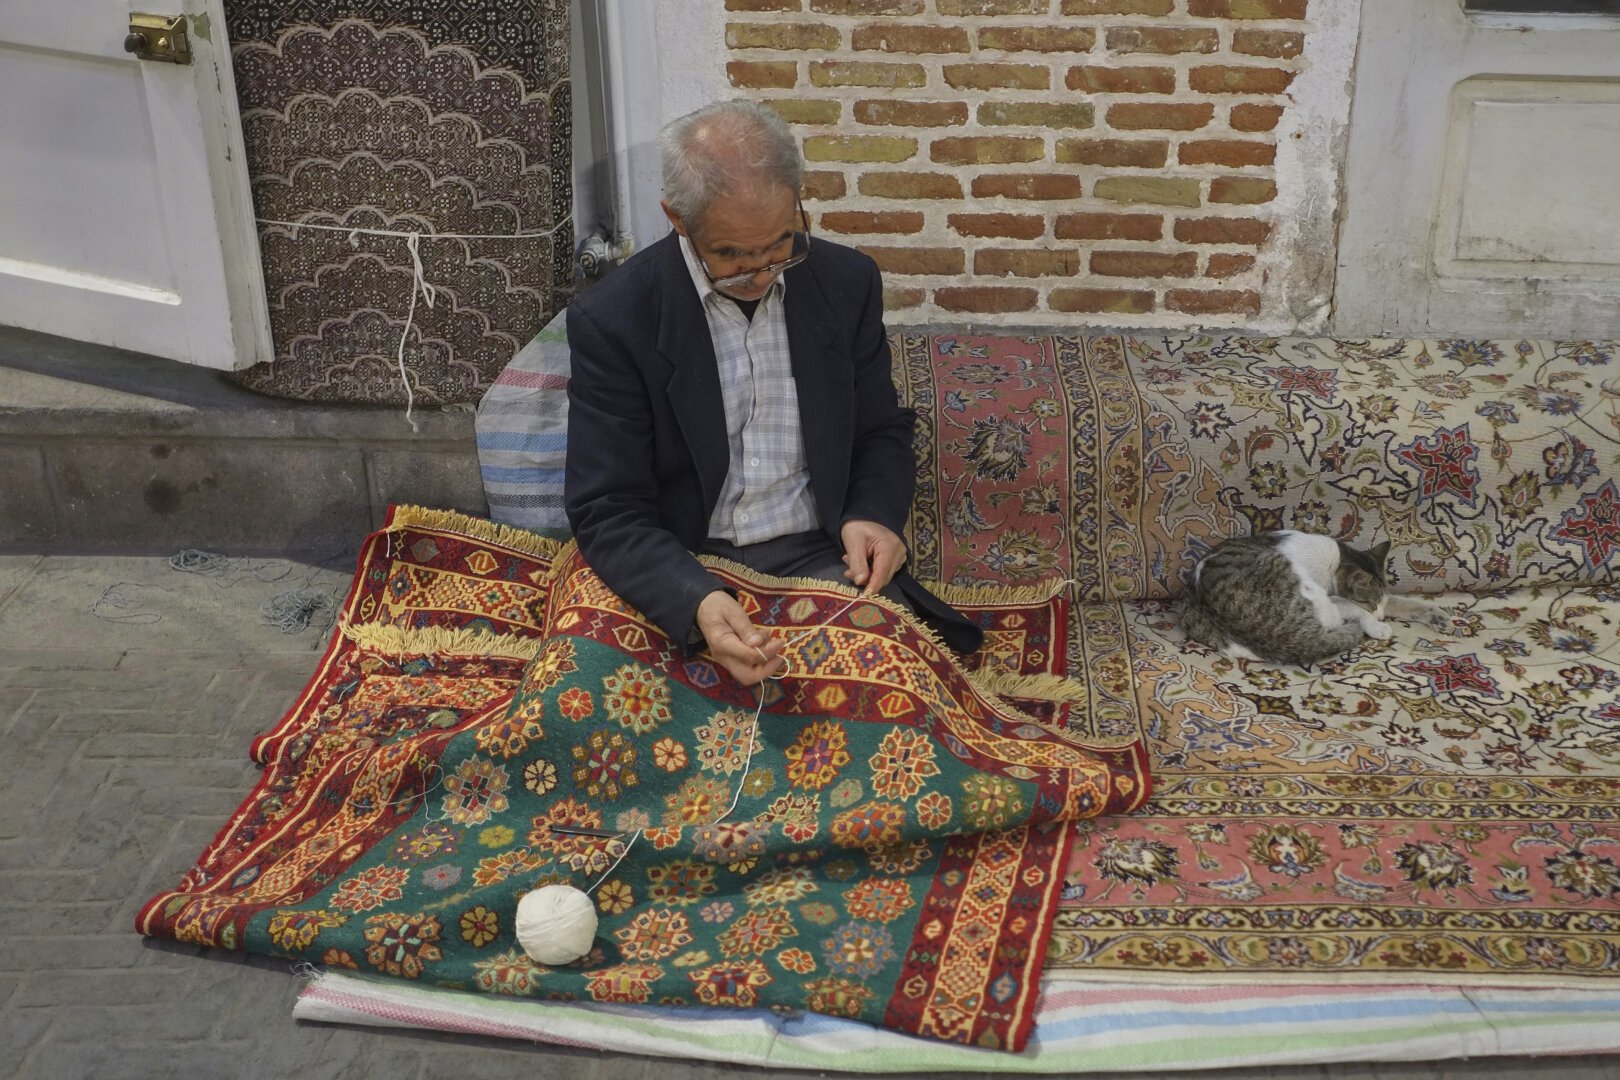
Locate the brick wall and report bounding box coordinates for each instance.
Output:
[722,0,1310,326]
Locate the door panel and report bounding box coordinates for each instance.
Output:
[0,0,270,368]
[1437,80,1620,273]
[0,46,174,289]
[1334,0,1620,337]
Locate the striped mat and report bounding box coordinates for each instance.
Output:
[295,974,1620,1072]
[475,308,570,531]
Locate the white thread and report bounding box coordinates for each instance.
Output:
[256,218,569,243]
[255,216,569,429]
[515,883,599,965]
[516,590,870,901]
[513,831,641,965]
[394,231,437,432]
[713,593,862,825]
[283,585,867,923]
[587,831,640,895]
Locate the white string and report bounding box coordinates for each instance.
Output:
[540,590,871,895]
[586,832,640,895]
[255,218,569,243]
[717,593,864,824]
[393,231,435,432]
[286,586,870,898]
[255,216,570,430]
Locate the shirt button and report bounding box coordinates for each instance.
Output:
[750,457,760,467]
[738,513,750,523]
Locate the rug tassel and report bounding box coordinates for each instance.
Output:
[384,506,564,562]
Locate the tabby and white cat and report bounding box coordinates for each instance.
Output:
[1183,531,1416,665]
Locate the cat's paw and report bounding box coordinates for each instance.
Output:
[1384,595,1445,627]
[1362,619,1393,640]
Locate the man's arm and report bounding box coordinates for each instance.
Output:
[838,254,915,592]
[565,304,783,685]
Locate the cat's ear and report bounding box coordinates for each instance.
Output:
[1369,540,1392,565]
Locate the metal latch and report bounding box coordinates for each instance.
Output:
[124,13,191,65]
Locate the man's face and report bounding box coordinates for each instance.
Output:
[665,185,800,302]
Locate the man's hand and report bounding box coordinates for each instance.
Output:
[841,519,907,595]
[696,590,784,687]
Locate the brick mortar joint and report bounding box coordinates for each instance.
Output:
[720,12,1314,30]
[732,47,1307,76]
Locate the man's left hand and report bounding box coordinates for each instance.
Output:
[840,519,907,595]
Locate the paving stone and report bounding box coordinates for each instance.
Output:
[0,649,126,673]
[0,556,43,609]
[237,1034,428,1080]
[0,686,34,737]
[0,748,102,842]
[0,1003,55,1057]
[80,832,175,904]
[0,758,120,842]
[111,760,256,792]
[0,901,123,938]
[45,1001,218,1043]
[78,732,237,760]
[0,933,147,972]
[116,648,310,671]
[10,967,194,1009]
[0,870,97,904]
[0,556,349,655]
[21,1038,251,1080]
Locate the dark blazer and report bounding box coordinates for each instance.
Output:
[564,232,982,655]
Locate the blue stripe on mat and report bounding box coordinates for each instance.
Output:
[480,466,566,483]
[476,432,568,452]
[486,493,566,508]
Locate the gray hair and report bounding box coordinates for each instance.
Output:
[661,100,803,231]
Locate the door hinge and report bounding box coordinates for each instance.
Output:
[124,13,192,65]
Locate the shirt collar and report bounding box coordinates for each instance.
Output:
[677,233,787,307]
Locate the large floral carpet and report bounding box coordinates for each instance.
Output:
[138,506,1149,1051]
[889,333,1620,985]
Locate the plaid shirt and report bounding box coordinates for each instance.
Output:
[678,235,820,546]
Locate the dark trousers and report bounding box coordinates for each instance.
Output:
[699,530,913,612]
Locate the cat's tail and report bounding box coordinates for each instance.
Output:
[1267,619,1365,667]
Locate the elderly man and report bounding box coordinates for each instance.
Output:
[565,100,981,687]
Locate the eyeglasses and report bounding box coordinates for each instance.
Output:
[700,203,812,293]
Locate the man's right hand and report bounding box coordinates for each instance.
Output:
[696,590,784,687]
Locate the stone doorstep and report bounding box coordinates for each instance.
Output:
[0,326,488,556]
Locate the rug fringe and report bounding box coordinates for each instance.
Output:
[386,505,564,562]
[377,533,1078,732]
[343,622,543,662]
[920,578,1067,607]
[685,552,1059,727]
[974,670,1090,704]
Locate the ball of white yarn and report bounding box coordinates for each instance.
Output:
[515,884,599,965]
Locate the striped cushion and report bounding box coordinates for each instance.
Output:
[475,308,571,533]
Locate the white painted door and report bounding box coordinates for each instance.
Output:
[1335,0,1620,338]
[0,0,270,369]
